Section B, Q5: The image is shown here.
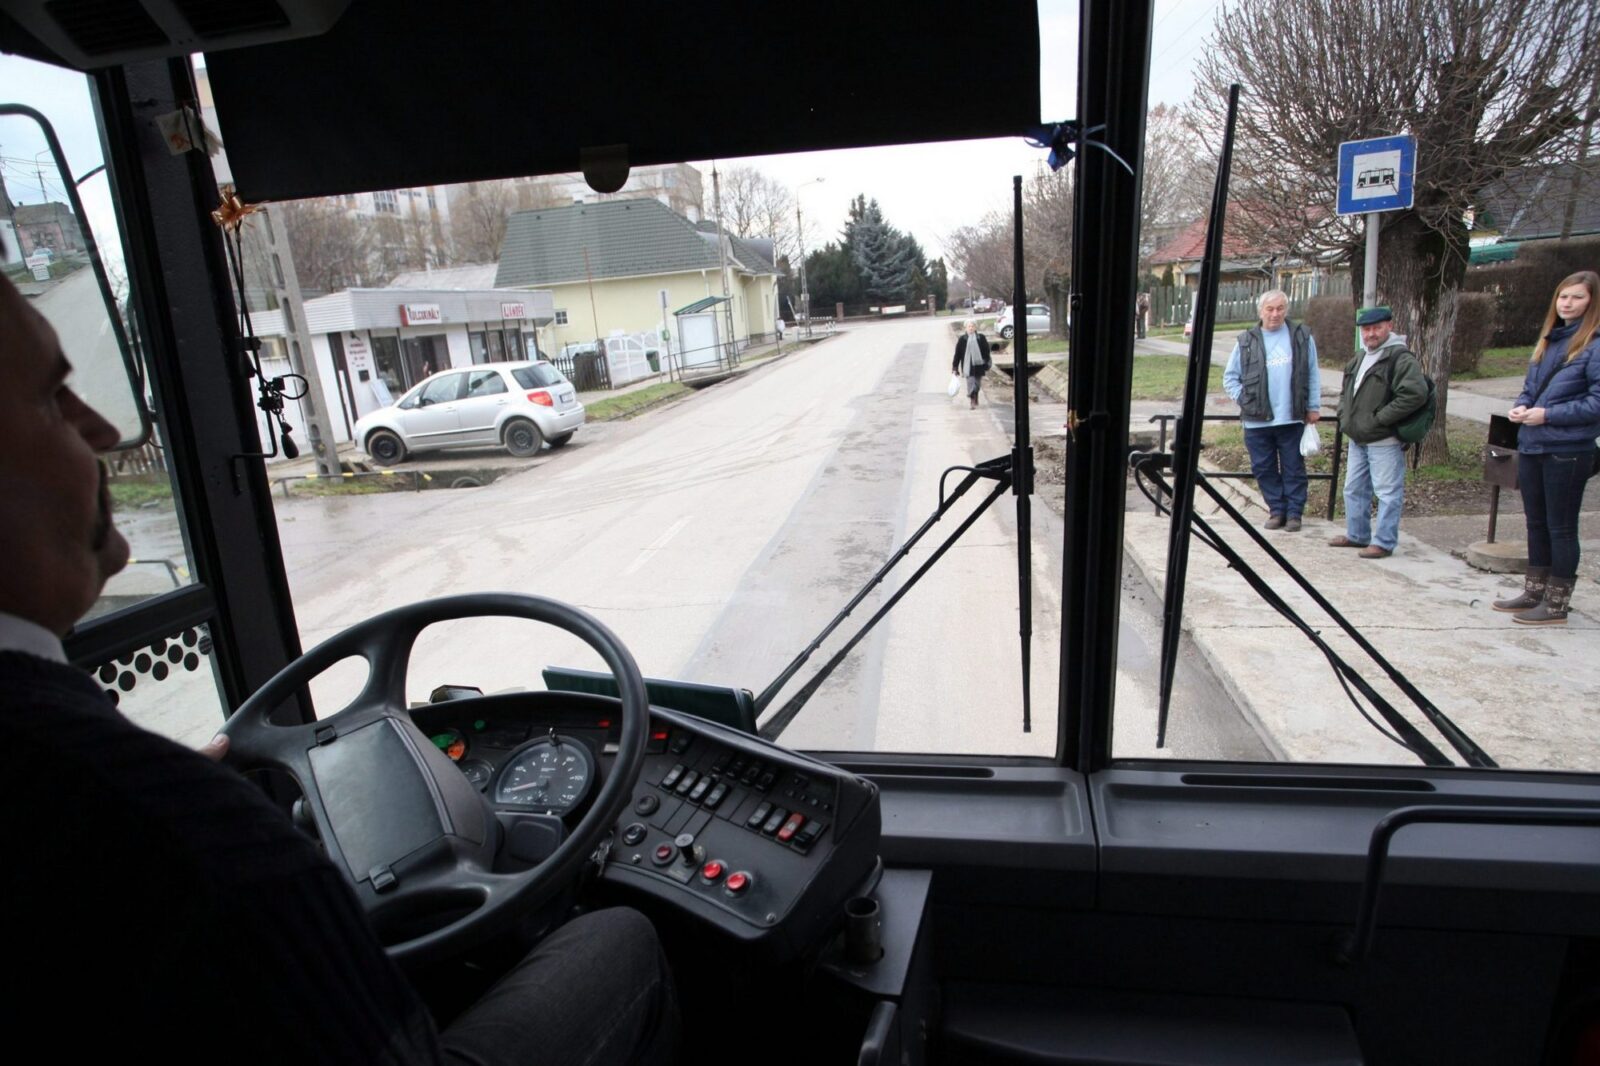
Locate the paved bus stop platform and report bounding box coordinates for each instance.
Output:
[1121,478,1600,772]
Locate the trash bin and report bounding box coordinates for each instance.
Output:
[1484,415,1519,490]
[646,349,660,373]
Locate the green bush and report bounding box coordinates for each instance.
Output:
[1303,295,1356,365]
[1464,236,1600,347]
[1447,292,1498,374]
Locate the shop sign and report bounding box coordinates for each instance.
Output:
[500,302,526,320]
[400,303,442,325]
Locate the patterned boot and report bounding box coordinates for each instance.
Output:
[1493,566,1548,613]
[1512,576,1574,626]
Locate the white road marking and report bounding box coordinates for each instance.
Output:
[623,515,692,575]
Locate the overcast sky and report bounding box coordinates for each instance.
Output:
[0,0,1221,266]
[693,0,1221,261]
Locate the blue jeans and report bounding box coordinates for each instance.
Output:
[1518,449,1595,579]
[1343,441,1406,551]
[1243,422,1309,518]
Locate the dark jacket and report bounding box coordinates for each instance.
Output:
[1338,334,1427,444]
[1234,321,1315,422]
[953,333,991,376]
[1514,323,1600,455]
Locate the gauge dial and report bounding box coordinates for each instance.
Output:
[493,737,595,814]
[458,758,493,791]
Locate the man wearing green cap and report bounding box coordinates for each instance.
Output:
[1328,306,1427,558]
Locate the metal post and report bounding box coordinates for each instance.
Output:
[1487,484,1500,544]
[1327,421,1344,522]
[1362,212,1379,308]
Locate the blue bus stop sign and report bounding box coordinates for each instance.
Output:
[1337,135,1416,215]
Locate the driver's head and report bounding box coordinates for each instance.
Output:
[0,273,130,635]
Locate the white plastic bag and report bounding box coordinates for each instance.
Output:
[947,374,963,398]
[1300,422,1322,457]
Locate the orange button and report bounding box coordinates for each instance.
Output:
[725,871,751,894]
[701,860,725,882]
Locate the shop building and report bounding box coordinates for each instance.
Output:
[247,285,554,448]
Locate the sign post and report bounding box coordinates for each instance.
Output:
[1337,135,1416,307]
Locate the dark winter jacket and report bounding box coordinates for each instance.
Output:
[1513,323,1600,455]
[1232,321,1316,422]
[1338,334,1427,444]
[953,333,991,377]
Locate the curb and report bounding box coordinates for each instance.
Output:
[1120,465,1292,762]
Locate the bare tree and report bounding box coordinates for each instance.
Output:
[1140,103,1210,254]
[1194,0,1594,460]
[450,181,516,264]
[718,165,798,264]
[944,211,1014,301]
[276,197,372,294]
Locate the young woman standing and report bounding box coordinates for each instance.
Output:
[1494,271,1600,625]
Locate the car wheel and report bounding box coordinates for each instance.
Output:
[547,432,574,449]
[366,429,406,467]
[1000,326,1015,339]
[503,419,544,457]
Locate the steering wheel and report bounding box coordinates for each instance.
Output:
[221,593,649,968]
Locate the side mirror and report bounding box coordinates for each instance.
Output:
[1,105,150,448]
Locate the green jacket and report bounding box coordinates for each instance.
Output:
[1338,335,1427,444]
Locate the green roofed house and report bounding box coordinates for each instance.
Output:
[494,198,779,369]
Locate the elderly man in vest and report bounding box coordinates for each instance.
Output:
[1222,290,1322,531]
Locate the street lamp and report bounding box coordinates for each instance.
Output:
[795,177,824,325]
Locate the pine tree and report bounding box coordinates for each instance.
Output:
[846,198,917,303]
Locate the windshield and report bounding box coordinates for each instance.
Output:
[36,4,1598,775]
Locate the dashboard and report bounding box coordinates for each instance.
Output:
[408,690,882,959]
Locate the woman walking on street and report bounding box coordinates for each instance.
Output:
[953,319,991,409]
[1494,270,1600,625]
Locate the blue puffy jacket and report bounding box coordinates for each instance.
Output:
[1514,323,1600,454]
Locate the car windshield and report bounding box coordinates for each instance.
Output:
[512,364,563,389]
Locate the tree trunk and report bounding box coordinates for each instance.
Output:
[1045,274,1071,340]
[1373,207,1471,465]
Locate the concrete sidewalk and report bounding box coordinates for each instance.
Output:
[1121,476,1600,772]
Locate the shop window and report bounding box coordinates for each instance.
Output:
[469,331,490,365]
[505,330,526,362]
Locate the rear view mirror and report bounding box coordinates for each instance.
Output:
[1,105,150,448]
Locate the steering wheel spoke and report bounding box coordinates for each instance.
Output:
[222,594,649,967]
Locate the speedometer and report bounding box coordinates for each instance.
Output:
[492,736,596,815]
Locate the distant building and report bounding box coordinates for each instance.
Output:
[12,202,85,259]
[494,198,778,358]
[1470,161,1600,264]
[457,164,706,224]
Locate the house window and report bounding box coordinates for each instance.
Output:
[373,190,399,214]
[554,309,569,325]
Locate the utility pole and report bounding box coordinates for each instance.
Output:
[795,177,824,327]
[260,206,341,477]
[711,163,733,360]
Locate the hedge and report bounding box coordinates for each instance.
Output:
[1464,236,1600,348]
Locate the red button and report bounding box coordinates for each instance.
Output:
[725,871,751,894]
[777,812,806,842]
[701,860,725,882]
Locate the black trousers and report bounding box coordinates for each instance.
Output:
[1518,449,1595,579]
[440,908,679,1066]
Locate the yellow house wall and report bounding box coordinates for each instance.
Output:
[533,268,777,354]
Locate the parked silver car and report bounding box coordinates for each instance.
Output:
[353,360,585,466]
[996,303,1053,339]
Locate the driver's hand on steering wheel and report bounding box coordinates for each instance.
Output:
[198,733,230,762]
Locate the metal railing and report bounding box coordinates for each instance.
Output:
[1145,412,1345,522]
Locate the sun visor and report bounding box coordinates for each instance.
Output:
[205,0,1041,202]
